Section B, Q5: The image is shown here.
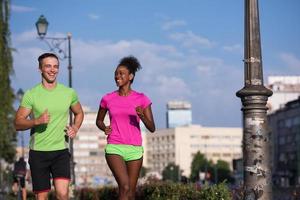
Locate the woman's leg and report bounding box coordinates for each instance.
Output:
[126,158,143,200]
[106,155,130,200]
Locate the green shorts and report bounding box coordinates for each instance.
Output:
[105,144,144,162]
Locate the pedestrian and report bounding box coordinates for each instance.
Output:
[12,157,28,200]
[14,52,84,200]
[96,56,155,200]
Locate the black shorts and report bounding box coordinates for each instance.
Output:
[13,176,25,188]
[29,149,71,193]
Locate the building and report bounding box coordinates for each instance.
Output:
[268,97,300,187]
[166,101,192,128]
[73,107,113,187]
[144,125,242,177]
[267,76,300,113]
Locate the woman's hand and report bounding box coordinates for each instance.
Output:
[104,125,112,135]
[136,106,145,119]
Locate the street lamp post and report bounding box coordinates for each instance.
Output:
[17,89,24,158]
[35,15,76,193]
[236,0,273,199]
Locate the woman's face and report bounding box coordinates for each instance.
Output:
[114,65,133,87]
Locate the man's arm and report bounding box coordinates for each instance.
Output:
[66,102,84,138]
[14,107,50,131]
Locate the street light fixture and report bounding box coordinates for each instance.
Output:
[35,15,76,191]
[236,0,273,199]
[35,15,48,38]
[16,89,25,158]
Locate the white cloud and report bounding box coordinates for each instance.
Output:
[11,5,35,12]
[155,75,191,100]
[280,53,300,70]
[88,13,100,20]
[72,39,183,73]
[169,31,215,49]
[162,19,187,30]
[12,30,36,45]
[223,44,243,54]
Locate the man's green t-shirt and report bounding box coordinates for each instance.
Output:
[21,83,79,151]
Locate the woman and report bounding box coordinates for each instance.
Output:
[96,56,155,200]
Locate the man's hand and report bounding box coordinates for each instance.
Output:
[65,125,79,138]
[35,109,50,125]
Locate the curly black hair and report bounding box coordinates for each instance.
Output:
[118,55,142,77]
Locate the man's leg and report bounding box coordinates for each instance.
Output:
[22,188,27,200]
[29,150,52,200]
[36,192,48,200]
[20,177,27,200]
[51,149,71,200]
[53,179,70,200]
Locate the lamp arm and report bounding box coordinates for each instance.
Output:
[38,36,68,60]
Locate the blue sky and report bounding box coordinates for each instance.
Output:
[10,0,300,129]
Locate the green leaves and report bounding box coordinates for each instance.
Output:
[0,0,16,163]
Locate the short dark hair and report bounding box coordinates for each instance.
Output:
[118,56,142,83]
[38,53,59,68]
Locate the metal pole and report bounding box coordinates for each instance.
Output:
[21,133,24,158]
[236,0,273,199]
[67,33,76,194]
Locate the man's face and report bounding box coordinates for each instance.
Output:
[39,57,59,83]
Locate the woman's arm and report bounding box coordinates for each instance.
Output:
[96,107,112,135]
[136,105,156,132]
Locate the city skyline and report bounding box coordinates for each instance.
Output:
[10,0,300,128]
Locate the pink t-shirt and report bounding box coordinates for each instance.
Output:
[100,90,151,146]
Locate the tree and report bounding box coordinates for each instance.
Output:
[213,160,234,184]
[162,163,180,182]
[0,0,16,163]
[189,151,209,182]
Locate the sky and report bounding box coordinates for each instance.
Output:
[10,0,300,129]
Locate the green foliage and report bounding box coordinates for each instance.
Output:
[190,151,234,184]
[190,151,208,182]
[6,182,232,200]
[200,182,232,200]
[86,182,231,200]
[214,160,234,183]
[0,0,17,163]
[137,182,201,200]
[162,163,180,182]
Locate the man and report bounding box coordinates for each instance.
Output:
[14,53,84,200]
[12,157,27,200]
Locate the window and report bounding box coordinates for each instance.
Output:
[285,118,292,128]
[292,116,300,125]
[89,151,97,156]
[278,136,285,145]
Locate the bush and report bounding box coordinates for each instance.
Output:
[6,181,231,200]
[199,182,232,200]
[76,181,231,200]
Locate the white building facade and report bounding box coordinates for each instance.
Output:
[144,125,242,177]
[267,76,300,112]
